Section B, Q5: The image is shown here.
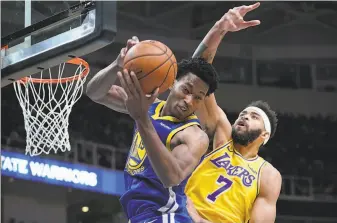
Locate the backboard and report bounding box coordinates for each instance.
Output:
[1,1,117,87]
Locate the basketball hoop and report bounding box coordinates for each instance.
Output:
[13,58,90,156]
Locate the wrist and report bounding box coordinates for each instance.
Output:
[213,19,229,36]
[114,55,124,69]
[135,115,152,127]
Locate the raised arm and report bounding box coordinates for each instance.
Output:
[86,36,139,113]
[193,3,261,148]
[250,164,282,223]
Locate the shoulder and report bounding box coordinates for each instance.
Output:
[262,163,282,181]
[259,163,282,199]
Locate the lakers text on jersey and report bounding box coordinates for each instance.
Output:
[120,100,200,223]
[185,140,267,223]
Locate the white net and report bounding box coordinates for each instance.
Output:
[13,58,89,156]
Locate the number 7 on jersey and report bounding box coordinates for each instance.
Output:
[207,175,233,203]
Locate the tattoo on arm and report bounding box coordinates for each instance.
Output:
[220,29,226,36]
[192,42,215,63]
[192,42,208,58]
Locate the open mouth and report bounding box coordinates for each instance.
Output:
[237,120,246,127]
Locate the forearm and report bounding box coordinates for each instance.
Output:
[250,215,276,223]
[193,20,228,133]
[86,60,121,100]
[250,208,276,223]
[192,20,228,63]
[136,117,182,187]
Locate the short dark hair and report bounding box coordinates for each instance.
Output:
[176,57,219,96]
[248,100,278,138]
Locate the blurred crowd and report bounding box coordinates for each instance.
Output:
[2,85,337,198]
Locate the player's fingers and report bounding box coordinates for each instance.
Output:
[115,87,128,101]
[240,2,260,15]
[126,39,135,50]
[129,71,143,95]
[242,20,261,28]
[229,9,243,22]
[248,2,260,11]
[120,47,126,58]
[149,88,159,101]
[123,69,137,97]
[132,36,139,43]
[117,71,127,90]
[117,71,132,98]
[229,20,237,30]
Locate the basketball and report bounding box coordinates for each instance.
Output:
[123,40,177,94]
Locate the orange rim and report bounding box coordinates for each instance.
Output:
[1,45,8,50]
[19,58,90,84]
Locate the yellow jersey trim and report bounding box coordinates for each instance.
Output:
[220,139,259,162]
[166,122,200,150]
[205,140,233,158]
[233,149,259,162]
[151,101,198,122]
[257,161,268,195]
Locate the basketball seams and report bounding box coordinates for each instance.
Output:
[124,40,177,94]
[138,53,174,80]
[124,41,169,65]
[138,43,177,92]
[124,52,166,66]
[155,43,177,85]
[158,62,175,90]
[144,41,168,54]
[168,58,177,80]
[161,45,177,80]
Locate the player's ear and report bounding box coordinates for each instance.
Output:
[261,131,270,141]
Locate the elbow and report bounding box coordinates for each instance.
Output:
[85,82,94,99]
[86,82,100,101]
[161,171,185,188]
[162,179,180,189]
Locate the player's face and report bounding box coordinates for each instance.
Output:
[232,108,266,146]
[167,73,209,120]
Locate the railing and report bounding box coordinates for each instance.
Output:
[2,137,129,170]
[280,175,314,200]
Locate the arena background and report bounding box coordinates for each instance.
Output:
[1,1,337,223]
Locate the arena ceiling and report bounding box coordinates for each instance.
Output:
[118,1,337,44]
[2,1,337,68]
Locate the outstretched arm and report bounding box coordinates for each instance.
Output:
[86,37,139,113]
[193,3,261,149]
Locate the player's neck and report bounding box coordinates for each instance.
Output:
[233,141,260,159]
[160,104,173,117]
